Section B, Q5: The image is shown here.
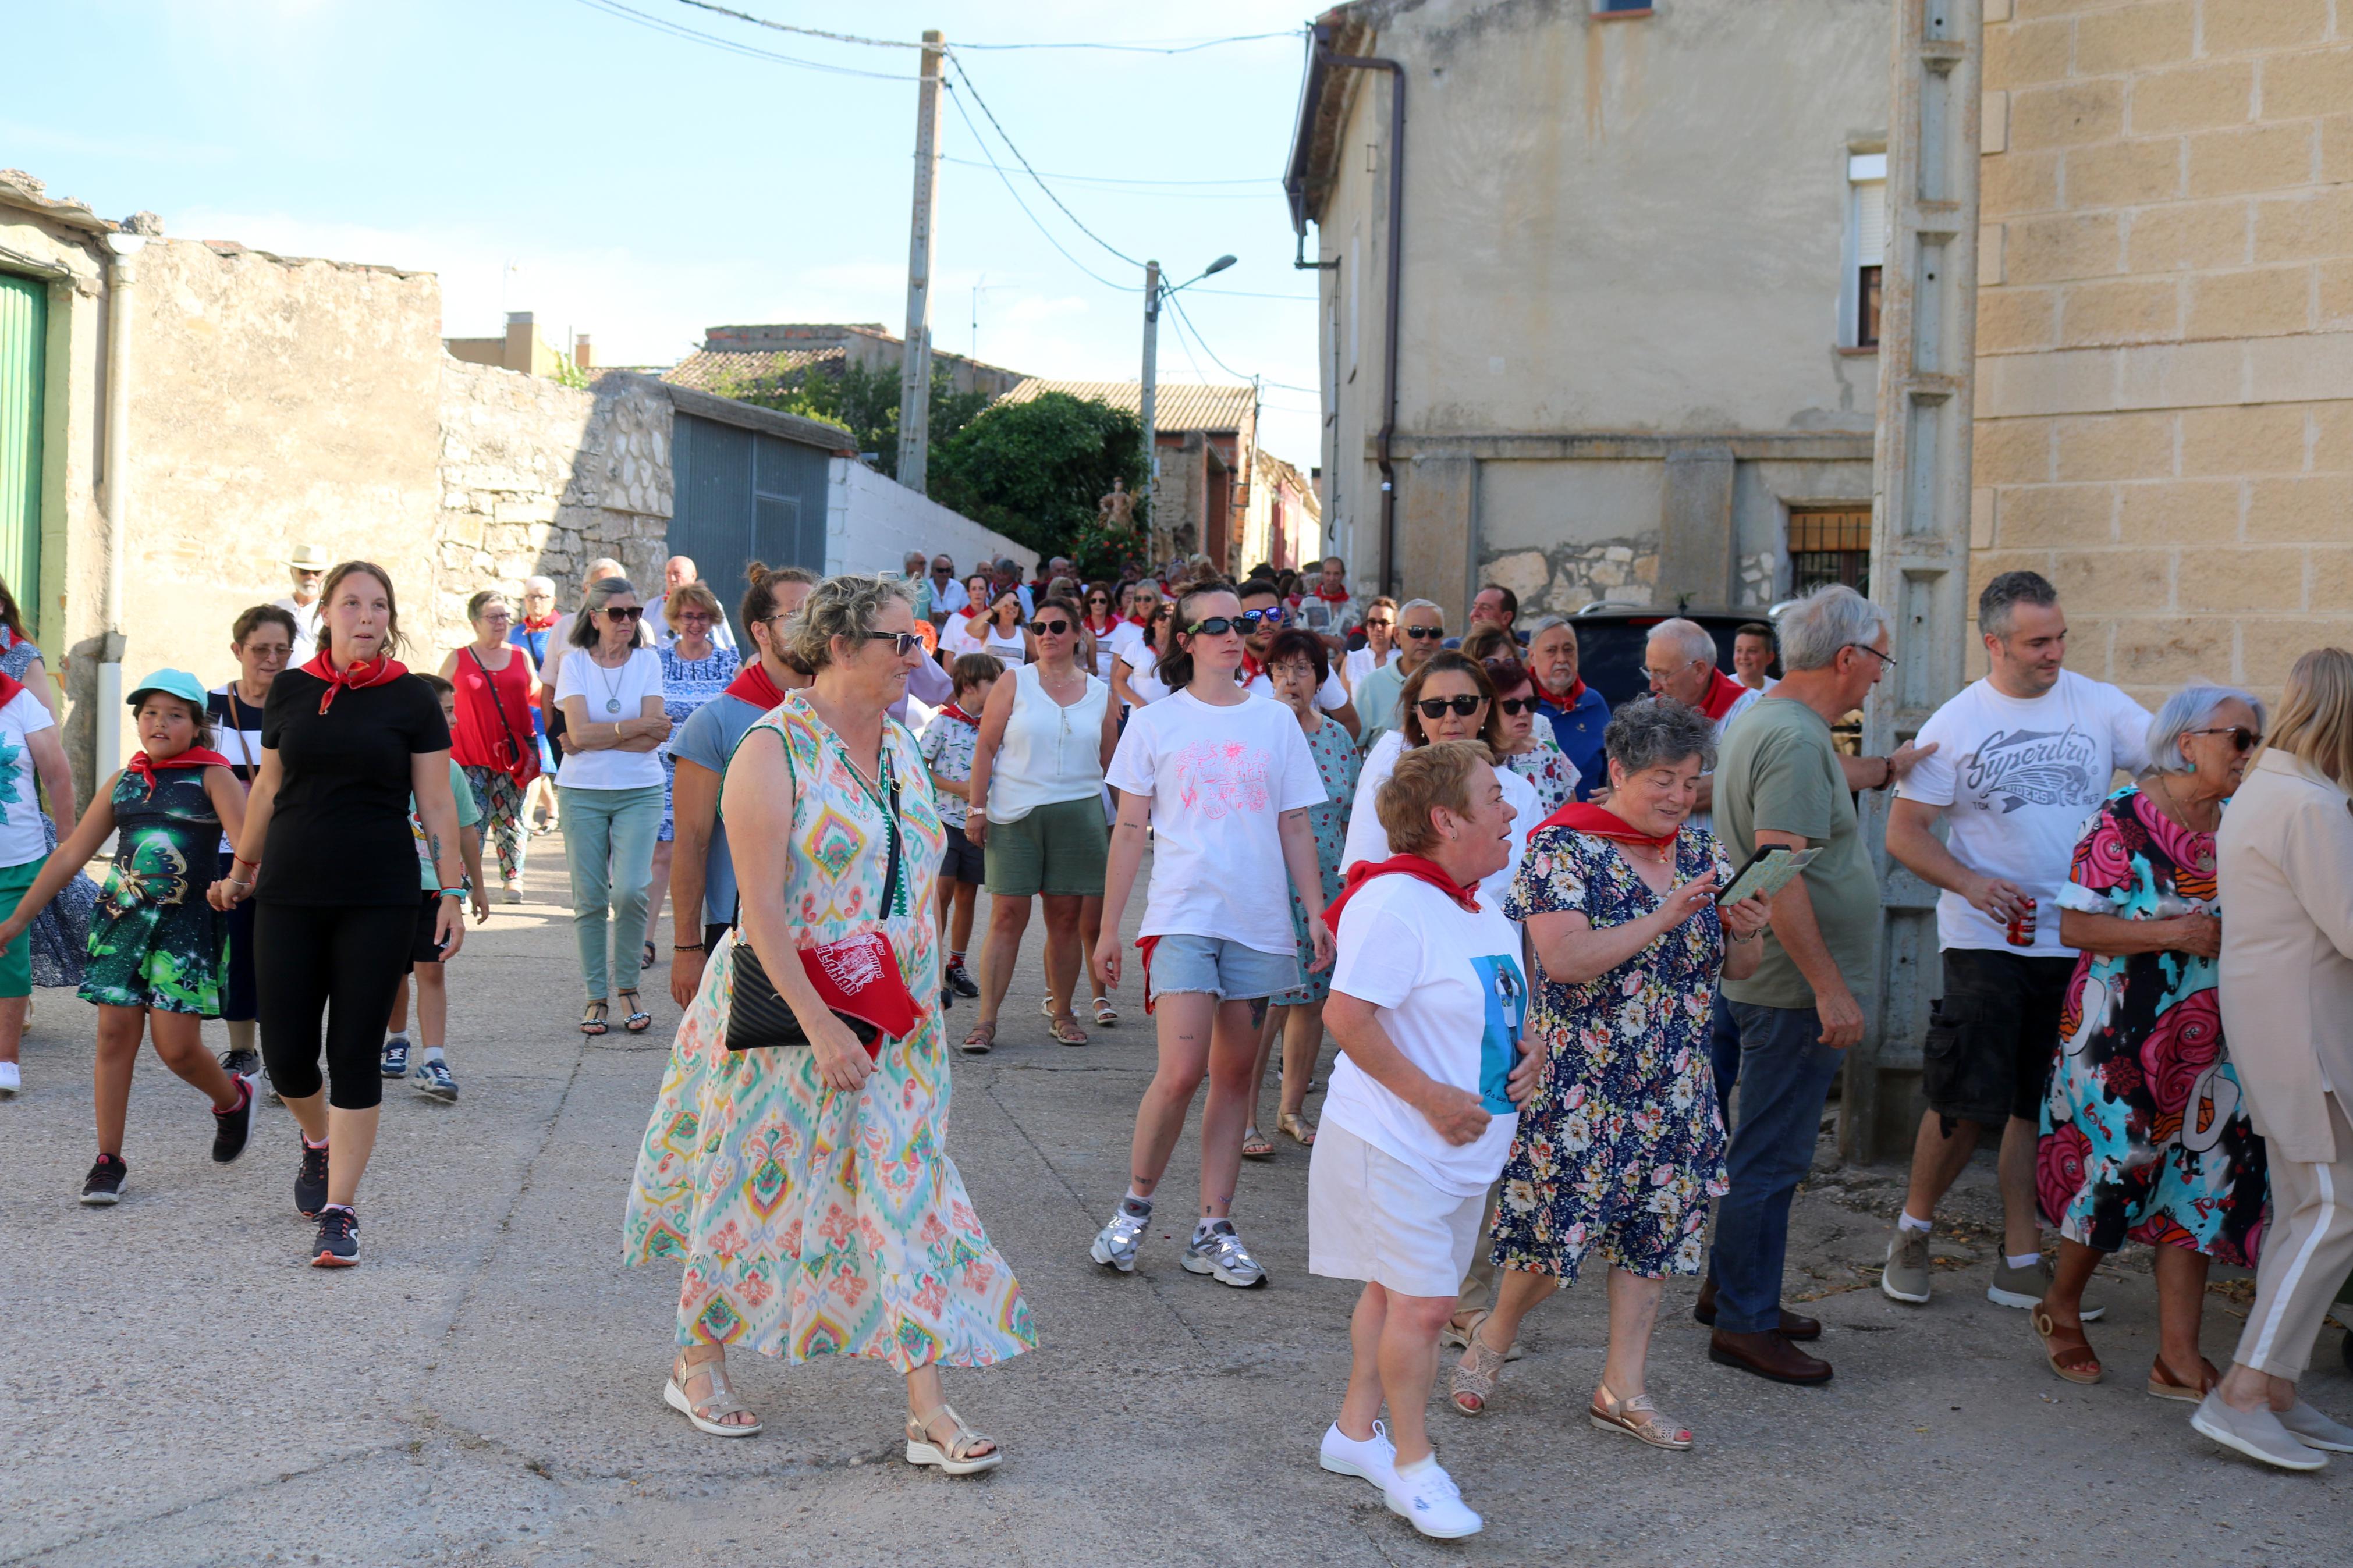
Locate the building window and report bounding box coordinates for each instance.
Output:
[1788,506,1872,596]
[1595,0,1653,12]
[1848,152,1887,350]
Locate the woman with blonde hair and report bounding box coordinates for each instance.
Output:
[624,573,1031,1464]
[2195,648,2353,1469]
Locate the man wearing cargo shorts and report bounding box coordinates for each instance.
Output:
[1881,571,2151,1314]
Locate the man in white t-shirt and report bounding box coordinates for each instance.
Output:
[1237,578,1359,737]
[1732,622,1779,694]
[270,543,329,663]
[1641,618,1761,837]
[924,554,968,625]
[1881,570,2152,1315]
[1294,556,1361,651]
[0,674,74,1096]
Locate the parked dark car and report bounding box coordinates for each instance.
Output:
[1563,605,1771,709]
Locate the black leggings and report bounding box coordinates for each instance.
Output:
[255,902,417,1110]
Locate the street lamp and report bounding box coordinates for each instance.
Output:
[1140,255,1239,554]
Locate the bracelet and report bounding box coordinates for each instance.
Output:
[233,855,260,871]
[225,877,253,891]
[673,941,706,952]
[438,887,466,899]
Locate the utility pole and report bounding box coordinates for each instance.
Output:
[896,29,945,493]
[1139,259,1160,550]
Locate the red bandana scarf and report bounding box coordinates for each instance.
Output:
[1322,852,1484,930]
[940,702,980,725]
[723,662,789,711]
[1697,667,1749,723]
[127,745,232,798]
[1530,800,1678,854]
[521,612,557,632]
[1535,678,1588,713]
[1313,582,1351,605]
[301,650,407,714]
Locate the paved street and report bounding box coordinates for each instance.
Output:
[3,839,2348,1567]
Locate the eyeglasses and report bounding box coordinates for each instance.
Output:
[1268,664,1317,683]
[602,606,644,621]
[1847,643,1897,669]
[1401,625,1446,641]
[2184,725,2262,753]
[865,631,924,656]
[1415,695,1486,719]
[1495,695,1538,716]
[1030,618,1071,637]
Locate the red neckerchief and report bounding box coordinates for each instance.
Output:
[1697,667,1748,723]
[1531,800,1678,853]
[1124,612,1152,628]
[521,612,556,632]
[1535,678,1588,713]
[1322,852,1484,932]
[723,662,788,710]
[300,650,407,714]
[126,745,232,799]
[941,703,979,724]
[0,671,23,709]
[1084,614,1116,638]
[1238,653,1266,682]
[1314,582,1351,605]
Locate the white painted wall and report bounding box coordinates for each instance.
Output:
[823,459,1037,581]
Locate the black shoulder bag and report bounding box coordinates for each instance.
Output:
[466,646,530,776]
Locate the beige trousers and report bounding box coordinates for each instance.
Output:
[2235,1094,2353,1379]
[1451,1179,1503,1316]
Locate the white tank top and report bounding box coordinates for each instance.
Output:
[983,624,1029,666]
[988,662,1109,823]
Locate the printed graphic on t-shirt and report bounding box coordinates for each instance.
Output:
[1960,726,2106,813]
[1174,739,1273,818]
[1472,952,1528,1114]
[0,738,20,806]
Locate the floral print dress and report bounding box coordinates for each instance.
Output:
[622,690,1035,1369]
[1503,727,1581,819]
[2038,786,2267,1263]
[1491,824,1733,1281]
[1271,712,1360,1007]
[81,768,227,1015]
[656,643,740,843]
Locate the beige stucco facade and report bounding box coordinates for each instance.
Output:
[1972,0,2353,706]
[1289,0,1889,618]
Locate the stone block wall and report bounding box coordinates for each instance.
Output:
[431,361,673,649]
[1975,0,2353,705]
[1479,538,1664,614]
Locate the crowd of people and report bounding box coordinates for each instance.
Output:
[9,538,2353,1533]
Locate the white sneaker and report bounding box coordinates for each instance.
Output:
[1318,1420,1395,1489]
[1383,1456,1481,1539]
[0,1061,18,1097]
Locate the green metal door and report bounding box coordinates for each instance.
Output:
[0,275,42,631]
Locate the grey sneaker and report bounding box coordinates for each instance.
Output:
[1089,1204,1149,1273]
[1881,1222,1931,1304]
[2192,1390,2329,1471]
[2280,1400,2353,1453]
[1988,1255,2104,1320]
[1182,1220,1268,1289]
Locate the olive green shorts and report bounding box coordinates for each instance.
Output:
[982,795,1109,898]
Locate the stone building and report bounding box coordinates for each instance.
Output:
[666,322,1027,407]
[1971,0,2353,706]
[1283,0,1892,617]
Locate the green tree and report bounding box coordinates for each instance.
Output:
[931,392,1147,577]
[715,358,987,479]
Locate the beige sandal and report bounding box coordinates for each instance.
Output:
[905,1403,1002,1475]
[2147,1353,2221,1402]
[1589,1382,1693,1450]
[1449,1327,1509,1416]
[1048,1014,1089,1047]
[1440,1308,1525,1361]
[663,1349,762,1438]
[1276,1110,1317,1146]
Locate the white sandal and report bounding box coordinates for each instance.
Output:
[663,1349,763,1438]
[904,1403,1002,1475]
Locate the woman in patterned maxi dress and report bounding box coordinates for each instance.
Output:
[624,576,1031,1468]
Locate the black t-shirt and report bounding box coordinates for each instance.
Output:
[258,670,452,907]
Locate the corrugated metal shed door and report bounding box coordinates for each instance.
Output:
[670,412,829,639]
[0,275,42,627]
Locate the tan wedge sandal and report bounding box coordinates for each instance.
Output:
[1449,1327,1510,1416]
[1589,1383,1694,1450]
[663,1349,763,1438]
[905,1404,1002,1475]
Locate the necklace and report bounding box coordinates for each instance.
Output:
[591,651,627,714]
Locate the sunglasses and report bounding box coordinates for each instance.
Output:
[1495,695,1539,716]
[1187,612,1282,637]
[602,606,644,621]
[1363,618,1394,630]
[1401,625,1446,641]
[2185,725,2262,753]
[1030,618,1071,637]
[864,631,924,656]
[1241,605,1289,626]
[1415,695,1486,719]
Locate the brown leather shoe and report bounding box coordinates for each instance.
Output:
[1694,1278,1823,1342]
[1709,1328,1833,1385]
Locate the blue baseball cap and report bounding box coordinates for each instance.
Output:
[127,669,210,711]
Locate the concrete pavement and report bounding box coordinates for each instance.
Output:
[1,838,2347,1566]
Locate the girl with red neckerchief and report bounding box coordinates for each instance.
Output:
[214,561,466,1267]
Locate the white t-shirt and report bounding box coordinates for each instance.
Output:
[555,645,667,790]
[1105,688,1328,955]
[939,614,989,659]
[1691,684,1765,838]
[1897,669,2153,954]
[1321,874,1528,1197]
[1119,645,1172,706]
[272,596,322,664]
[1107,618,1149,667]
[0,689,55,866]
[1342,646,1394,692]
[1243,666,1349,713]
[1341,730,1539,912]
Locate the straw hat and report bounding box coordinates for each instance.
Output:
[287,544,330,571]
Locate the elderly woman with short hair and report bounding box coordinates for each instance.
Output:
[2032,684,2270,1397]
[2195,648,2353,1469]
[624,573,1032,1464]
[1450,698,1771,1448]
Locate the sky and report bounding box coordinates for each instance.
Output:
[0,0,1328,462]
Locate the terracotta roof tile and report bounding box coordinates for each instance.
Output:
[998,378,1254,433]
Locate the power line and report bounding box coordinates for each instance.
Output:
[940,81,1130,294]
[673,3,1298,54]
[936,160,1275,189]
[573,0,922,78]
[946,56,1144,269]
[673,0,911,48]
[1166,291,1319,393]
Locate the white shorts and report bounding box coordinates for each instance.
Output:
[1307,1122,1488,1297]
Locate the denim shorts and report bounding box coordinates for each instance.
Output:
[1148,933,1300,1002]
